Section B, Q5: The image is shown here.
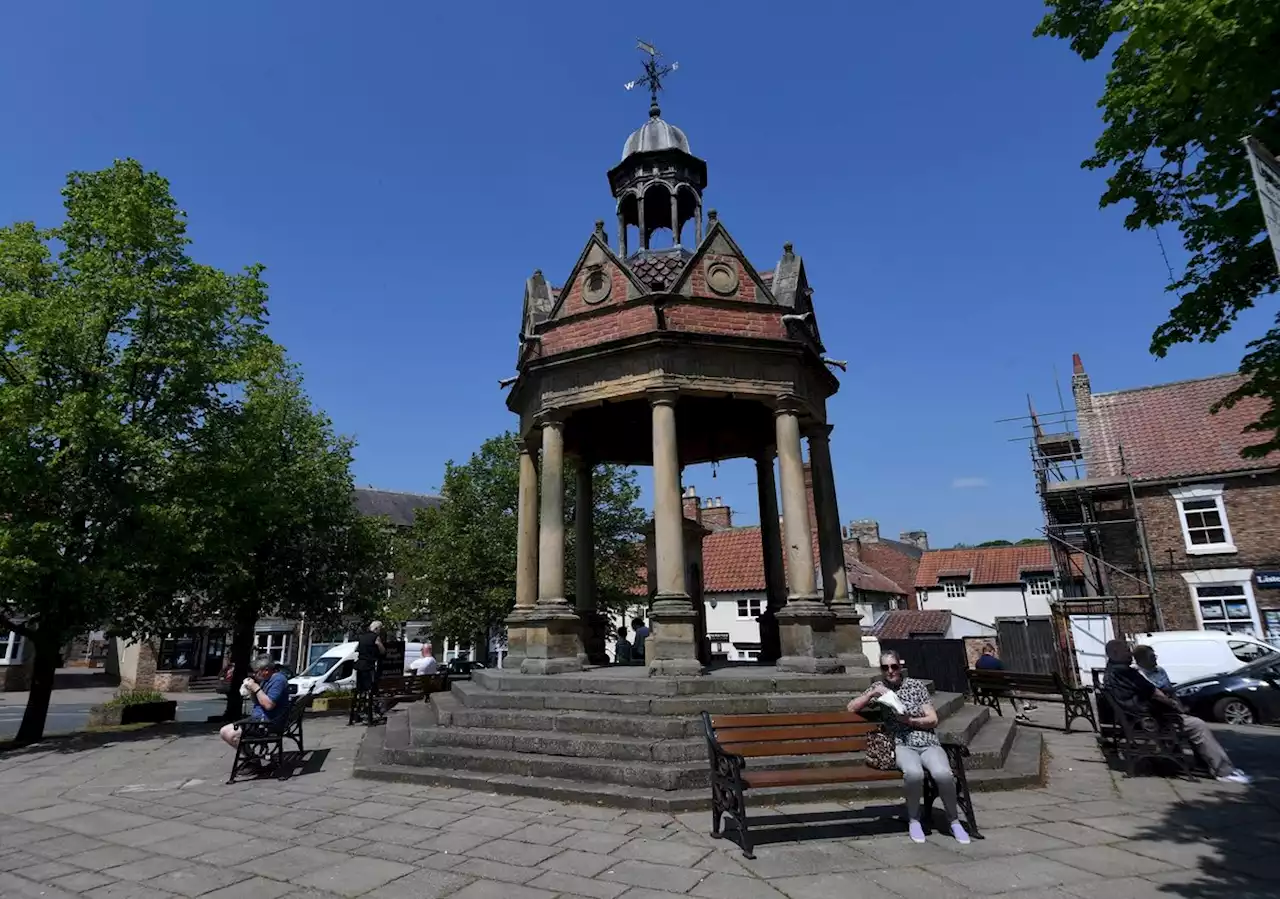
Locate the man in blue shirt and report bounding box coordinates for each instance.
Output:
[219,655,291,750]
[975,643,1032,722]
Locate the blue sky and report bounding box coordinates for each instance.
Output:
[2,3,1269,548]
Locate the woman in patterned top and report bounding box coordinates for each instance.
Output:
[848,650,970,845]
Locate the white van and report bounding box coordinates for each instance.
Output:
[289,641,358,695]
[1132,630,1277,684]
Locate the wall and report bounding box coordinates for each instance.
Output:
[916,584,1053,627]
[705,591,765,661]
[1136,473,1280,641]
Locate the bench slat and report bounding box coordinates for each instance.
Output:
[731,737,869,757]
[710,712,869,729]
[969,671,1059,687]
[716,723,876,744]
[742,764,901,788]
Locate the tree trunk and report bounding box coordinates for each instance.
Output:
[220,604,259,721]
[15,631,62,746]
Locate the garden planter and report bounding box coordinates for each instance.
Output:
[311,696,352,713]
[87,700,177,728]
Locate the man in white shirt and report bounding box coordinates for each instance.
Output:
[410,643,439,676]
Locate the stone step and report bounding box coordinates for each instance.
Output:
[937,704,990,746]
[964,717,1018,771]
[474,668,881,696]
[356,728,1046,812]
[448,680,966,721]
[436,690,700,738]
[411,724,710,764]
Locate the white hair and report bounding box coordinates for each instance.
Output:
[369,621,383,633]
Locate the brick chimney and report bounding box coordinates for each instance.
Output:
[1071,353,1092,414]
[898,530,929,551]
[682,485,700,523]
[847,519,880,543]
[700,497,732,530]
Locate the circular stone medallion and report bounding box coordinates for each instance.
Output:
[706,261,739,296]
[582,266,612,305]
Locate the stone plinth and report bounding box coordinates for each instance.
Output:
[519,605,585,675]
[832,605,869,669]
[775,599,843,674]
[646,595,703,677]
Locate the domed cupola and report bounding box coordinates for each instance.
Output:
[607,43,707,257]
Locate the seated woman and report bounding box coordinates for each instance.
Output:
[848,650,970,845]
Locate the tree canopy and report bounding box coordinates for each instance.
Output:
[1036,0,1280,454]
[0,160,276,743]
[392,432,646,647]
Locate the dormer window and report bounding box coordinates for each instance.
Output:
[942,578,968,598]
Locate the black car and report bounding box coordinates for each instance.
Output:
[446,658,486,679]
[1174,654,1280,725]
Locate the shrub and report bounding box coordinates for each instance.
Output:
[104,689,165,708]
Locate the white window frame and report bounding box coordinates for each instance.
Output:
[1170,484,1236,555]
[254,631,292,667]
[1025,574,1057,597]
[1181,569,1262,636]
[915,588,930,606]
[0,630,25,665]
[736,598,763,619]
[942,578,967,598]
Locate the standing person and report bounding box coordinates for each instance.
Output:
[219,655,291,756]
[631,617,650,664]
[352,621,385,726]
[409,642,438,676]
[848,650,970,845]
[614,627,633,665]
[1103,640,1249,784]
[975,643,1032,722]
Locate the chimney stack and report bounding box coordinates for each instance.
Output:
[847,519,880,543]
[700,497,733,530]
[1071,352,1092,414]
[899,530,929,551]
[682,485,700,523]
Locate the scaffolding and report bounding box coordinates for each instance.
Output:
[1023,402,1162,639]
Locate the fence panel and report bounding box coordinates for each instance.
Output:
[877,638,970,694]
[997,617,1062,676]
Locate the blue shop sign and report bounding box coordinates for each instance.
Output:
[1254,571,1280,589]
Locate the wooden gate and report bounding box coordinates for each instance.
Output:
[996,617,1061,676]
[877,638,969,694]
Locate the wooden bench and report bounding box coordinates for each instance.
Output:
[702,710,980,858]
[416,672,450,696]
[968,669,1097,733]
[1090,669,1198,777]
[228,689,312,783]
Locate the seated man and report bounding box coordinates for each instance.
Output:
[220,654,291,753]
[1132,644,1174,691]
[1102,639,1248,784]
[410,643,439,676]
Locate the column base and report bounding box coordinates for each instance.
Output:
[646,592,704,677]
[502,608,535,671]
[832,603,869,669]
[518,602,585,675]
[776,598,845,674]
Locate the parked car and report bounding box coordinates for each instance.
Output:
[446,658,485,679]
[1131,630,1276,684]
[1175,653,1280,725]
[289,642,358,695]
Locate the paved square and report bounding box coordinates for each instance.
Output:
[1,712,1276,898]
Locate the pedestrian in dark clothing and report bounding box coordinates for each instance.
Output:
[351,621,385,726]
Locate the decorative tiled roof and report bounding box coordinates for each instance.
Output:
[625,247,693,291]
[1083,373,1278,482]
[915,545,1054,588]
[869,610,952,640]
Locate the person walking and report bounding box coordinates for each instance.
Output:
[351,621,386,726]
[848,650,970,845]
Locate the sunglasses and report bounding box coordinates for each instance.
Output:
[879,663,903,672]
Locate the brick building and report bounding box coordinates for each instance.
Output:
[1035,355,1280,679]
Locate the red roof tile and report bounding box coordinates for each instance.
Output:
[915,545,1055,588]
[869,610,952,640]
[855,542,921,603]
[1083,373,1279,482]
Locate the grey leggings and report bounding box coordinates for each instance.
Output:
[894,743,958,823]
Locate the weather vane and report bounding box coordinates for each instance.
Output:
[624,40,678,118]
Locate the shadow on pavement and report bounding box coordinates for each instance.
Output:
[723,804,909,850]
[0,718,226,757]
[1125,727,1280,899]
[51,668,120,690]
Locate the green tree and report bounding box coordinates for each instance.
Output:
[394,432,646,648]
[1036,0,1280,453]
[977,540,1014,548]
[0,160,274,744]
[173,365,394,720]
[1015,537,1049,546]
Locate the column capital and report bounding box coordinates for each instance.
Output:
[805,423,834,442]
[773,394,805,417]
[534,410,568,430]
[647,388,681,408]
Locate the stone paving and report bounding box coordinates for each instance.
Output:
[1,711,1277,899]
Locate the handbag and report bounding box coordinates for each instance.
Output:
[864,728,898,771]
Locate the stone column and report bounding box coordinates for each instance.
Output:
[503,443,539,670]
[671,194,680,246]
[520,416,585,674]
[756,447,786,664]
[695,197,703,244]
[617,210,628,257]
[638,200,647,251]
[576,460,609,665]
[808,425,868,668]
[647,391,702,676]
[774,399,841,674]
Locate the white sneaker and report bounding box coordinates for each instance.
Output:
[908,820,926,843]
[1217,769,1251,785]
[950,820,971,845]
